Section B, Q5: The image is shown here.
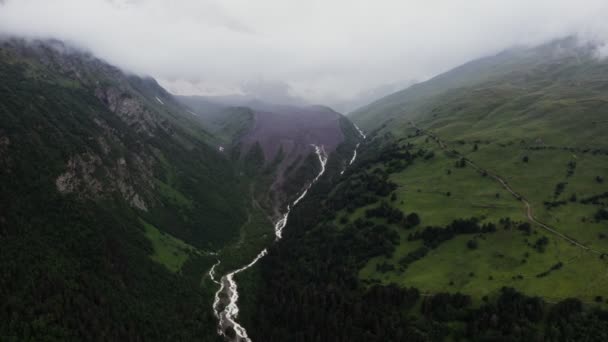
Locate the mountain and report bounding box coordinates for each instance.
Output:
[350,37,600,130]
[241,37,608,341]
[0,38,362,341]
[237,104,350,212]
[0,38,251,341]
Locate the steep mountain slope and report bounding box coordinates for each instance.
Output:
[243,38,608,341]
[351,37,597,131]
[0,39,256,341]
[178,96,356,217]
[237,104,347,212]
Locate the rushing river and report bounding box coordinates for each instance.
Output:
[211,124,366,341]
[210,145,328,341]
[340,123,366,175]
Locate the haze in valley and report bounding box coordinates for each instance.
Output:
[1,0,608,110]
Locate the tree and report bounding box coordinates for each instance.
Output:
[404,212,420,228]
[467,239,478,250]
[595,208,608,221]
[523,155,529,163]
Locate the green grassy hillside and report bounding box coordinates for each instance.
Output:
[346,38,608,305]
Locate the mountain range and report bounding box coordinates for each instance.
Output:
[2,35,608,342]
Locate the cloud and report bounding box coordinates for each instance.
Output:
[1,0,608,109]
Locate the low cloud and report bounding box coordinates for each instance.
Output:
[2,0,608,109]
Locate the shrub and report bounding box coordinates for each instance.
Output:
[466,239,478,250]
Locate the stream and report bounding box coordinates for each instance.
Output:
[210,123,366,341]
[210,144,328,342]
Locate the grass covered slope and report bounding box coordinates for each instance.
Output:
[350,37,608,133]
[354,131,608,305]
[344,37,608,304]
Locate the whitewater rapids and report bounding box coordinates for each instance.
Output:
[211,144,328,342]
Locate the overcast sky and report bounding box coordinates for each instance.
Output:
[1,0,608,109]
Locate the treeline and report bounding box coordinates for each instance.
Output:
[408,218,497,249]
[328,168,398,213]
[365,201,420,228]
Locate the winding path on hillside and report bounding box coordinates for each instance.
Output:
[409,121,604,255]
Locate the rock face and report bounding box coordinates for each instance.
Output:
[240,105,344,166]
[237,104,346,214]
[94,87,160,137]
[9,40,161,210]
[55,152,154,211]
[55,153,104,196]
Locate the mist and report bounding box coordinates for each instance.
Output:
[1,0,608,111]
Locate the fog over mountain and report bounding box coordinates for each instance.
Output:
[1,0,608,110]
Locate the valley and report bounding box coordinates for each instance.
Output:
[213,144,328,341]
[0,39,361,341]
[2,32,608,342]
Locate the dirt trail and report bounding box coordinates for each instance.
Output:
[409,121,603,255]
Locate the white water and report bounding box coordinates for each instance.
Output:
[340,124,366,175]
[353,123,366,139]
[214,250,268,341]
[349,144,359,166]
[275,145,327,240]
[212,144,328,341]
[209,259,221,285]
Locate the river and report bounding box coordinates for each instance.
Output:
[210,144,328,341]
[210,121,368,340]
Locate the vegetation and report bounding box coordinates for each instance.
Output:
[239,38,608,341]
[0,40,252,340]
[241,144,608,341]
